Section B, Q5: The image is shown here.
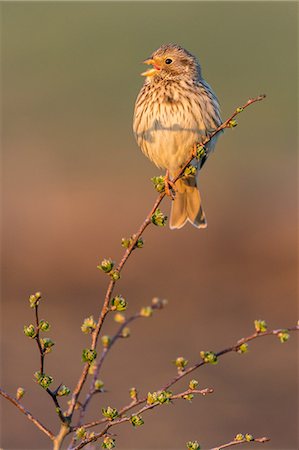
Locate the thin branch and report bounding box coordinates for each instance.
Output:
[0,387,54,440]
[66,95,266,420]
[80,324,298,432]
[210,435,270,450]
[73,388,213,450]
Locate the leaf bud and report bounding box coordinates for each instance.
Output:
[277,330,290,343]
[97,258,114,274]
[94,379,104,391]
[130,414,144,427]
[57,385,71,396]
[102,437,115,449]
[24,324,36,338]
[102,406,118,420]
[101,335,111,349]
[200,351,218,364]
[151,208,167,227]
[81,316,96,334]
[16,387,25,400]
[111,295,127,311]
[254,319,267,333]
[189,379,199,390]
[39,320,50,332]
[140,306,153,317]
[82,348,97,364]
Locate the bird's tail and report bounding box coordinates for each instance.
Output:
[170,177,207,230]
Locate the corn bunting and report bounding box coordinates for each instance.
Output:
[133,43,222,229]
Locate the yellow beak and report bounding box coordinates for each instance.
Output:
[141,58,160,77]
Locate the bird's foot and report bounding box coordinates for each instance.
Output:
[164,171,176,200]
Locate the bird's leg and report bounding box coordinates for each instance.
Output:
[164,170,176,199]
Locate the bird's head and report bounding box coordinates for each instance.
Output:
[141,44,202,82]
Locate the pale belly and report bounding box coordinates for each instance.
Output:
[134,99,210,175]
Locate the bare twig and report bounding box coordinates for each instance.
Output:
[0,387,54,440]
[210,435,270,450]
[67,95,266,421]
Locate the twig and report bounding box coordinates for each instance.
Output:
[80,324,298,432]
[66,95,266,421]
[0,387,54,440]
[73,388,213,450]
[210,435,270,450]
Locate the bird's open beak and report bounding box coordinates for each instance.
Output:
[141,58,161,77]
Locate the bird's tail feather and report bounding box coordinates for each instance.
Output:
[170,177,207,230]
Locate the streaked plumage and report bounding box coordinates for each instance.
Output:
[133,44,222,229]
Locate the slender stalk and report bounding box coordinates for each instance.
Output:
[79,324,298,432]
[67,95,266,422]
[0,387,54,440]
[210,436,270,450]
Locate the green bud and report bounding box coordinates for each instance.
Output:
[110,270,120,281]
[195,145,206,160]
[97,258,114,273]
[101,335,111,349]
[140,306,153,318]
[277,330,290,343]
[130,414,144,427]
[16,387,25,400]
[183,393,194,402]
[129,387,137,400]
[151,208,167,227]
[81,316,96,334]
[245,434,254,442]
[121,236,144,249]
[114,313,126,323]
[173,356,188,371]
[76,427,87,439]
[39,320,50,332]
[102,406,118,420]
[94,379,104,391]
[186,441,200,450]
[237,343,249,354]
[88,360,97,375]
[200,351,218,364]
[102,437,115,449]
[189,379,199,390]
[40,338,55,354]
[57,385,70,396]
[254,319,267,333]
[227,119,238,128]
[234,434,244,441]
[151,175,165,193]
[236,107,244,113]
[24,324,36,338]
[111,295,127,311]
[147,391,158,405]
[29,292,41,308]
[82,348,97,364]
[157,390,172,404]
[121,237,132,248]
[121,327,130,338]
[135,237,144,249]
[184,165,197,177]
[34,371,53,389]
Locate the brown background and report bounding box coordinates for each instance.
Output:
[1,2,298,449]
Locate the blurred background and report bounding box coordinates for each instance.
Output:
[1,2,298,449]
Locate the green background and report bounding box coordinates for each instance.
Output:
[1,2,298,449]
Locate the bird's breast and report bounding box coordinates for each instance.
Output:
[133,82,211,174]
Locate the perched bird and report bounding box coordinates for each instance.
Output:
[133,44,222,229]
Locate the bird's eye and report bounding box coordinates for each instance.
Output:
[165,58,173,65]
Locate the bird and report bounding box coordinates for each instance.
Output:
[133,43,222,229]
